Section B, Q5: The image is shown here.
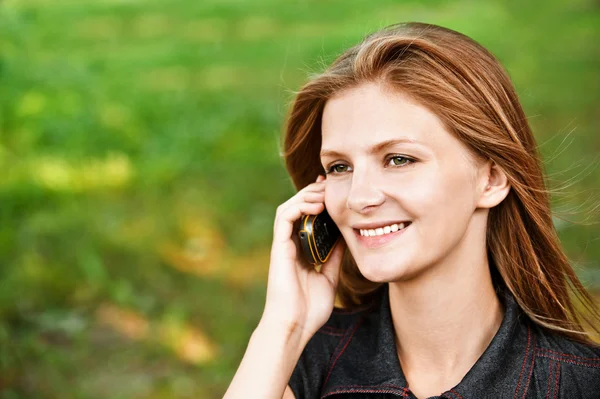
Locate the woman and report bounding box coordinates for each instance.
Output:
[224,22,600,398]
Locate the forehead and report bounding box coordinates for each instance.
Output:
[321,83,451,152]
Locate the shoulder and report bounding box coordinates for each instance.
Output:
[531,324,600,394]
[288,301,378,399]
[320,301,379,336]
[301,303,374,362]
[534,326,600,364]
[300,291,384,362]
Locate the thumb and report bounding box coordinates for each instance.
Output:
[320,239,346,288]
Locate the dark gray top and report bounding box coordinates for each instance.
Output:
[289,284,600,398]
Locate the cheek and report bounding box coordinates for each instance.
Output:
[324,180,349,222]
[402,167,475,218]
[395,169,444,211]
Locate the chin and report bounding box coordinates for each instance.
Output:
[353,248,431,283]
[355,257,412,283]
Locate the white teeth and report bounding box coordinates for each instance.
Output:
[359,222,408,237]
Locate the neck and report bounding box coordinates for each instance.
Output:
[388,237,504,397]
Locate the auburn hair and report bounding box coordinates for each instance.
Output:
[282,22,599,343]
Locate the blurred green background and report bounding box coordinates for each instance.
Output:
[0,0,599,397]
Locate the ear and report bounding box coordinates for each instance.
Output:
[476,160,511,209]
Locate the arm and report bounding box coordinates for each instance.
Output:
[283,385,296,399]
[224,175,344,398]
[223,319,304,399]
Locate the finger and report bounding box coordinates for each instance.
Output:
[290,190,324,207]
[320,239,346,288]
[276,183,325,211]
[302,191,325,203]
[273,202,325,245]
[275,189,324,224]
[303,178,326,191]
[275,192,324,225]
[300,183,325,195]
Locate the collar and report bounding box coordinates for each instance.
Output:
[320,284,534,398]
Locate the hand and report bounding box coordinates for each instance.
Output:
[260,175,346,343]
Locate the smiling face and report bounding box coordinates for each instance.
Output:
[321,82,490,283]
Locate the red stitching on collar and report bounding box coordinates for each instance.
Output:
[553,361,560,399]
[321,384,409,397]
[535,350,600,368]
[321,316,366,393]
[328,383,408,390]
[545,360,554,399]
[538,347,600,361]
[521,330,537,399]
[514,324,532,399]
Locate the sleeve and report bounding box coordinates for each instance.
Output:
[288,330,340,399]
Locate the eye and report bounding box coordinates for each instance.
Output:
[387,155,413,167]
[326,163,352,174]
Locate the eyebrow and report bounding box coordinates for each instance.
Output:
[320,138,423,159]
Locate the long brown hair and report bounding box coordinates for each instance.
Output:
[282,22,599,343]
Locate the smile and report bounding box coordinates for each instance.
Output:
[354,222,411,249]
[359,222,409,237]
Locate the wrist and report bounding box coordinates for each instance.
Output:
[254,315,309,353]
[256,315,301,339]
[224,315,308,398]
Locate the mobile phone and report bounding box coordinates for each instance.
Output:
[298,208,341,266]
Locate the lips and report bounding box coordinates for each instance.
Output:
[353,222,411,249]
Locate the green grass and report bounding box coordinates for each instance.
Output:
[0,0,599,397]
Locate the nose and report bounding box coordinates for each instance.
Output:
[345,172,385,214]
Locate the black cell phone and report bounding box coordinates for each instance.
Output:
[298,208,341,266]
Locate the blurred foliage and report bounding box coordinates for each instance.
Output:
[0,0,598,397]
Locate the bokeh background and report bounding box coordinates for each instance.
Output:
[0,0,599,397]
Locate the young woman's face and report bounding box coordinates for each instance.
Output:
[321,82,487,282]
